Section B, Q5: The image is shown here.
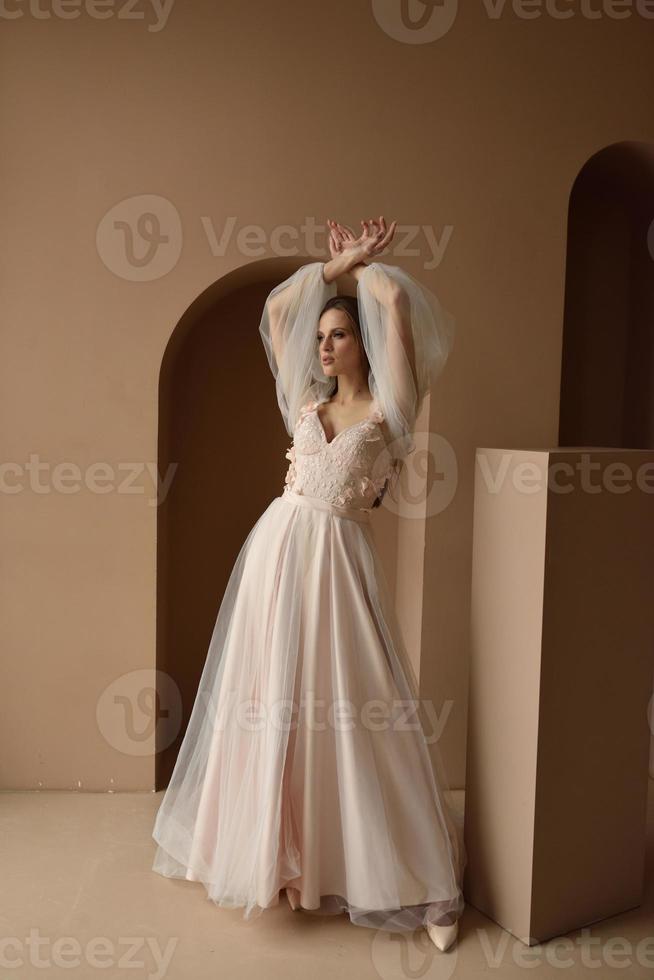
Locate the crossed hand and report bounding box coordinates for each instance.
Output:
[327,215,397,263]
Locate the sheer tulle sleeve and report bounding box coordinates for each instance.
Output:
[356,261,455,460]
[259,262,337,437]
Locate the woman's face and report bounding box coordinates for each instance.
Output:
[317,309,363,377]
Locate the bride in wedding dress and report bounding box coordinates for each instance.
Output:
[151,215,465,951]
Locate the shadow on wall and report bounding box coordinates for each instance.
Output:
[558,139,654,779]
[155,257,308,788]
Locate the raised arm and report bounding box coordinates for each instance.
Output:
[328,216,455,458]
[258,260,339,437]
[329,217,419,425]
[266,251,361,366]
[266,290,288,369]
[349,261,419,406]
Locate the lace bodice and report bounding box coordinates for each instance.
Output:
[282,398,395,511]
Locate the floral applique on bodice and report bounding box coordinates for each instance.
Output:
[282,398,395,511]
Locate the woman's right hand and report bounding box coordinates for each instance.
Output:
[328,216,397,264]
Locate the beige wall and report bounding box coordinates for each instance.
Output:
[1,0,652,790]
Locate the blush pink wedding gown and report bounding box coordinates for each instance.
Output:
[151,260,465,933]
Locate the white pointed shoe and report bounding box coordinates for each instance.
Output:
[285,887,301,911]
[426,918,459,951]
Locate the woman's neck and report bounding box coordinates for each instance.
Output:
[331,374,370,405]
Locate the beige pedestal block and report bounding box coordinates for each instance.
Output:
[464,448,654,944]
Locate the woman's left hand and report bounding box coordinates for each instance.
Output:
[328,216,396,264]
[327,219,344,259]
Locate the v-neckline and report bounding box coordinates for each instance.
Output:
[314,398,379,447]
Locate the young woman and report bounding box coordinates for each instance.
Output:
[151,216,465,951]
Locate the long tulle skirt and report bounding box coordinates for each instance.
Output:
[151,488,466,932]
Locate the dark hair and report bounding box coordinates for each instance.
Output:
[318,295,370,386]
[318,295,396,509]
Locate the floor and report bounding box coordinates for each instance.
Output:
[1,783,652,979]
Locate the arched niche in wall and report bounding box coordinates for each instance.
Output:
[154,257,424,789]
[559,140,654,780]
[155,258,302,788]
[559,140,654,450]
